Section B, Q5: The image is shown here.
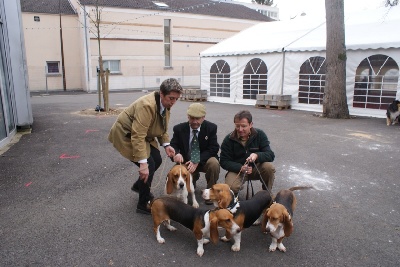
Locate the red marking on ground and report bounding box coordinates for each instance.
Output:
[59,153,80,159]
[85,129,99,134]
[25,182,32,187]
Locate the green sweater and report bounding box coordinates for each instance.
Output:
[220,127,275,173]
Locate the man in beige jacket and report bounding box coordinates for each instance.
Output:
[108,78,183,214]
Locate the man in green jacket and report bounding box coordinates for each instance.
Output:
[220,110,276,195]
[108,78,183,214]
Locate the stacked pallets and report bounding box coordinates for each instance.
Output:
[180,89,207,101]
[255,94,291,110]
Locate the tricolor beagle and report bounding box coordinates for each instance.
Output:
[165,164,199,208]
[202,183,273,252]
[150,196,241,257]
[261,186,312,252]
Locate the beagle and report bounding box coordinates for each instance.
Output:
[202,183,273,252]
[150,196,241,257]
[261,186,312,252]
[165,164,199,208]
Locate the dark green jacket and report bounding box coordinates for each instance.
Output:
[220,127,275,173]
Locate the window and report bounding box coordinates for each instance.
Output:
[164,19,171,67]
[243,58,268,99]
[103,60,121,73]
[298,57,326,104]
[353,54,399,110]
[46,61,60,74]
[210,60,230,98]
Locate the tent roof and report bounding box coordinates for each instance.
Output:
[200,6,400,57]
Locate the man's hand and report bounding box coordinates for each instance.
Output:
[240,164,252,174]
[246,153,258,163]
[185,161,198,174]
[138,163,149,183]
[173,153,184,163]
[165,146,176,157]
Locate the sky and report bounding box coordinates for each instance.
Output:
[236,0,386,21]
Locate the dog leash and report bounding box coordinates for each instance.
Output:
[149,154,169,190]
[252,162,273,197]
[230,159,273,200]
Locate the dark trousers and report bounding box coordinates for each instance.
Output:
[134,145,162,205]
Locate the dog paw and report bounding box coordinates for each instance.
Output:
[269,245,277,252]
[277,243,286,252]
[197,248,204,257]
[231,244,240,252]
[203,239,210,245]
[166,225,177,231]
[192,202,199,208]
[220,236,230,242]
[157,237,165,244]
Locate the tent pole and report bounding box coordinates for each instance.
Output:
[281,48,285,95]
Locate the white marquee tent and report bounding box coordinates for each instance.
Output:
[200,6,400,118]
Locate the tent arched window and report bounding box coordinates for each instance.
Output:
[210,60,230,97]
[298,57,326,104]
[242,58,268,99]
[353,54,399,110]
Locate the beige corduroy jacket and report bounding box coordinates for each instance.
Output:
[108,91,170,162]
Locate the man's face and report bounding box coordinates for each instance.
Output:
[234,118,253,139]
[160,91,180,109]
[188,115,205,130]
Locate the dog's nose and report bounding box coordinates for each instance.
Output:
[179,183,184,188]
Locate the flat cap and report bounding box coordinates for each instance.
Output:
[187,103,206,117]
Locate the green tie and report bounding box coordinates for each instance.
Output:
[190,129,200,163]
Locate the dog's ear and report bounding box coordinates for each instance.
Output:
[282,210,294,236]
[165,172,174,194]
[261,209,270,232]
[218,190,231,209]
[282,210,290,223]
[186,173,192,193]
[209,215,219,244]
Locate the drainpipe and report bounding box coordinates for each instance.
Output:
[59,0,66,90]
[84,5,90,92]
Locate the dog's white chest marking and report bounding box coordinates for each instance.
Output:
[202,211,210,236]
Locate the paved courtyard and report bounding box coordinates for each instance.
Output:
[0,91,399,266]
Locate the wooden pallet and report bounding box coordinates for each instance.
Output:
[255,104,291,110]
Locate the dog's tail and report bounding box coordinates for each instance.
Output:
[288,185,314,191]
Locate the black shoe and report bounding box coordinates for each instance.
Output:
[136,202,151,215]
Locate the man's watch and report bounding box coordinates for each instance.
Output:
[163,144,170,148]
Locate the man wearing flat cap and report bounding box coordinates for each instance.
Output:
[170,103,220,204]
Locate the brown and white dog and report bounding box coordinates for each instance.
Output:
[150,196,241,257]
[165,164,199,208]
[386,100,400,126]
[202,183,273,252]
[261,186,312,252]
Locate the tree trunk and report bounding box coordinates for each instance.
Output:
[323,0,350,119]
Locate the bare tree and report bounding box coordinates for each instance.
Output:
[322,0,350,119]
[93,3,109,112]
[77,0,109,111]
